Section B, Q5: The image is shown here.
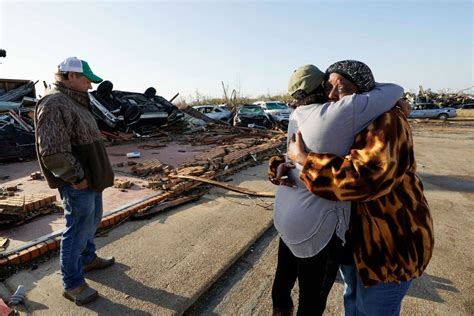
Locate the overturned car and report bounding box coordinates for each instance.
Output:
[89,81,182,133]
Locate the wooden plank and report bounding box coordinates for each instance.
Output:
[171,175,275,198]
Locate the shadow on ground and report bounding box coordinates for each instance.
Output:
[419,173,474,193]
[86,262,188,313]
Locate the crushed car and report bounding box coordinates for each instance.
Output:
[233,104,273,129]
[253,101,291,129]
[89,80,183,133]
[0,79,38,160]
[194,104,232,123]
[409,103,457,120]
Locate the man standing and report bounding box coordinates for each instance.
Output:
[35,57,115,305]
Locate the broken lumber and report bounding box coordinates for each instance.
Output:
[170,175,275,197]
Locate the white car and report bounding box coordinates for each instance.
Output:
[194,105,232,122]
[253,101,291,127]
[409,103,457,120]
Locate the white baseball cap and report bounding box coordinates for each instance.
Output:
[58,57,103,83]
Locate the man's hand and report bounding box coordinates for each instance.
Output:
[270,162,296,187]
[72,178,88,190]
[287,131,308,165]
[397,99,412,117]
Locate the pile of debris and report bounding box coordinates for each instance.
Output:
[0,79,38,161]
[0,192,60,228]
[405,85,474,107]
[0,77,190,160]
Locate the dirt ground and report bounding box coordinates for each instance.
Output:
[188,118,474,316]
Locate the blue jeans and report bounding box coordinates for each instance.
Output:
[341,264,412,316]
[59,186,103,290]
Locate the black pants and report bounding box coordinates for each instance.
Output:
[272,235,343,316]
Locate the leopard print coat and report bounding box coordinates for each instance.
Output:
[268,108,434,286]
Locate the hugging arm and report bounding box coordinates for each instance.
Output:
[351,83,403,133]
[298,109,412,202]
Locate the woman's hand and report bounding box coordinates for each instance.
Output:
[397,99,412,117]
[287,131,308,165]
[271,162,296,187]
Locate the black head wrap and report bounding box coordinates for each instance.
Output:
[326,60,375,92]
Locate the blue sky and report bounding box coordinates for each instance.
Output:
[0,0,472,101]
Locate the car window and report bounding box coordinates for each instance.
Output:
[416,104,438,110]
[214,108,222,112]
[265,102,288,110]
[239,107,264,114]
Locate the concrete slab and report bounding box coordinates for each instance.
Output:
[5,163,275,315]
[187,122,474,316]
[0,140,211,251]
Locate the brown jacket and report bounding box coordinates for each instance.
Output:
[269,108,434,286]
[35,83,114,192]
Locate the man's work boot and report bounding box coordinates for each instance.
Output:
[63,283,98,306]
[83,256,115,273]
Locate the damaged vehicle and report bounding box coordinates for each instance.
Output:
[233,104,273,129]
[194,105,232,122]
[0,79,37,160]
[89,81,182,133]
[0,112,36,160]
[253,101,291,129]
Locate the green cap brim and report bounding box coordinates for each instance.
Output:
[81,60,103,83]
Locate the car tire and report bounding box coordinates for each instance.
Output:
[438,113,448,121]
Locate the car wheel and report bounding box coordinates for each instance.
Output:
[437,113,448,121]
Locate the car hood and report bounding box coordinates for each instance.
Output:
[265,109,291,115]
[237,113,267,118]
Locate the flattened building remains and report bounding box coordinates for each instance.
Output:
[0,77,285,273]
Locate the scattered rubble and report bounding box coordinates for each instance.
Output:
[0,77,287,267]
[0,185,19,198]
[114,178,134,189]
[0,194,59,228]
[29,172,42,180]
[0,237,9,252]
[405,85,474,107]
[0,79,38,161]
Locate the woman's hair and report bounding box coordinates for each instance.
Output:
[290,84,328,108]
